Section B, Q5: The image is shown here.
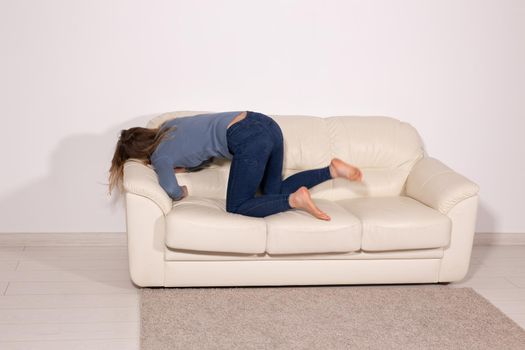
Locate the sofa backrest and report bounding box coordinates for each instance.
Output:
[144,111,425,200]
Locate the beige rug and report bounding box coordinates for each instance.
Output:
[140,284,525,349]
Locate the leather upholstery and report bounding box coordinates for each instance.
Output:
[165,197,267,254]
[406,156,481,214]
[264,199,362,254]
[123,160,172,215]
[336,196,451,251]
[123,111,480,287]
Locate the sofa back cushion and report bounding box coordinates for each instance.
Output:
[146,111,424,200]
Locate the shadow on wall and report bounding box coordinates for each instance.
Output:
[0,113,160,233]
[476,201,498,235]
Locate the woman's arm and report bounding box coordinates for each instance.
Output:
[152,158,186,201]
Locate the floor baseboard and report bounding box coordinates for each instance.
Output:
[473,232,525,246]
[0,232,127,246]
[0,232,523,247]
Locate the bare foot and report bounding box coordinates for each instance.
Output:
[329,158,363,182]
[288,186,331,221]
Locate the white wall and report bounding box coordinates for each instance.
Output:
[1,0,523,234]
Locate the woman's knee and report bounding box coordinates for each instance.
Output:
[225,201,240,214]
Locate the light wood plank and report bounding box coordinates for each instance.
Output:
[449,276,518,289]
[0,269,131,282]
[488,300,525,314]
[475,288,525,301]
[0,247,25,261]
[0,247,24,252]
[0,307,139,324]
[0,261,18,271]
[18,246,128,260]
[465,265,525,277]
[23,246,128,254]
[17,259,129,271]
[0,233,127,247]
[474,233,525,246]
[470,245,525,258]
[0,293,139,309]
[5,281,138,295]
[476,258,525,267]
[0,339,138,350]
[0,322,138,341]
[1,282,8,295]
[505,276,525,288]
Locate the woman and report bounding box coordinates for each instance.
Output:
[108,110,363,220]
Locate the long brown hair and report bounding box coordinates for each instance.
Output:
[108,120,177,196]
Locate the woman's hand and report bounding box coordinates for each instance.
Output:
[172,185,189,201]
[179,185,188,199]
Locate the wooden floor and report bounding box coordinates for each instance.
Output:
[0,243,524,349]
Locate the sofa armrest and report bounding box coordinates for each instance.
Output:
[123,159,172,215]
[405,157,480,215]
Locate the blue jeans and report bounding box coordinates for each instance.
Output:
[225,111,333,217]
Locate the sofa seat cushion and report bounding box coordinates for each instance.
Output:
[165,197,267,254]
[335,196,451,251]
[264,199,362,254]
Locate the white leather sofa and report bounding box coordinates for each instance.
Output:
[123,111,480,287]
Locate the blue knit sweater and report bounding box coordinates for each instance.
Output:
[150,111,244,200]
